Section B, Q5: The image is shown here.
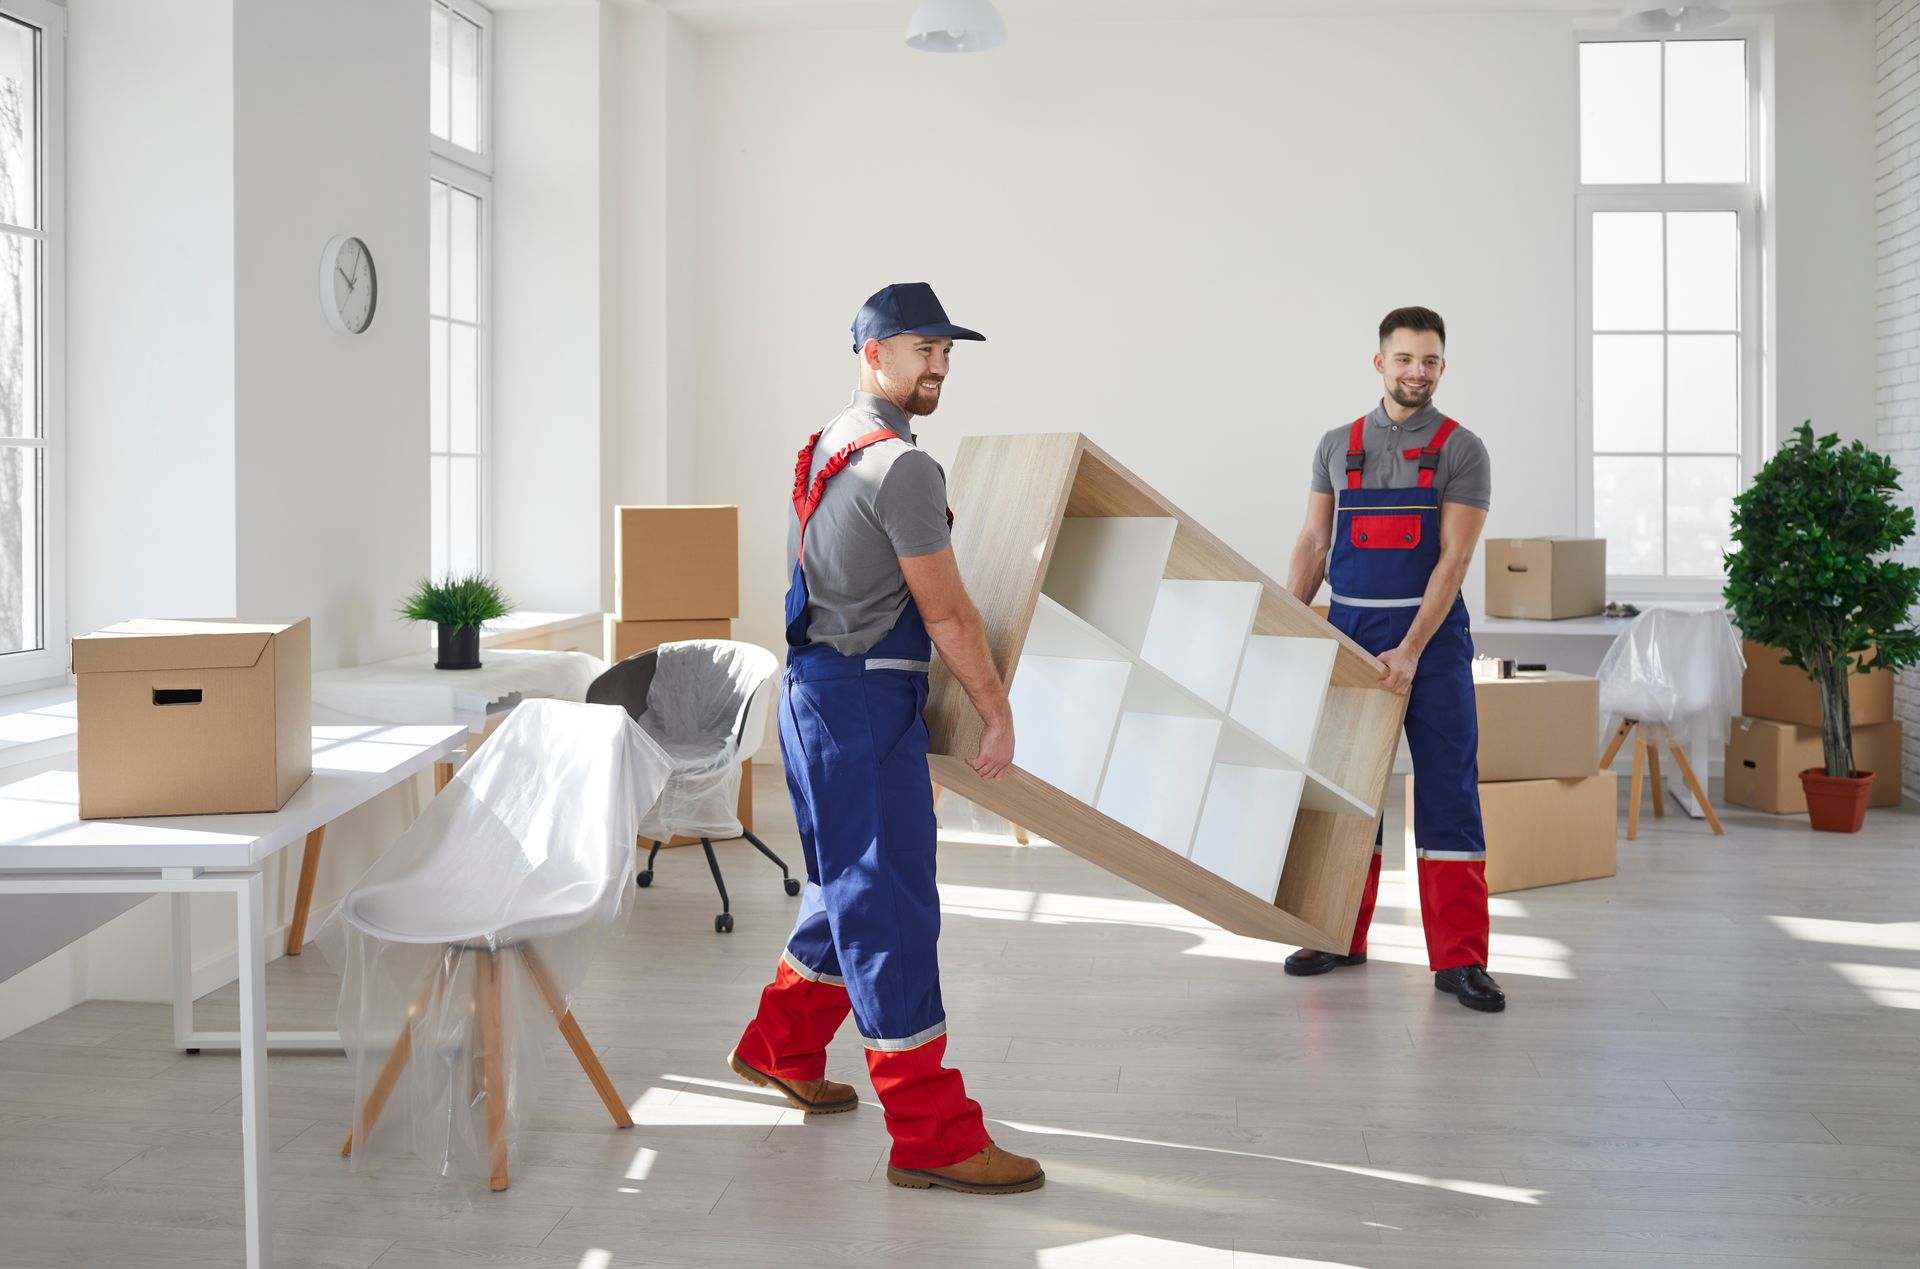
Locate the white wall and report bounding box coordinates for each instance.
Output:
[66,0,236,637]
[605,2,701,596]
[1775,1,1877,448]
[674,5,1880,662]
[2,0,436,1039]
[233,0,429,670]
[492,2,606,614]
[1874,0,1920,790]
[687,11,1579,657]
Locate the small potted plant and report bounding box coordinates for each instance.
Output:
[1724,423,1920,832]
[399,574,513,671]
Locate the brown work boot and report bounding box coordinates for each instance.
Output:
[887,1144,1045,1195]
[727,1051,859,1114]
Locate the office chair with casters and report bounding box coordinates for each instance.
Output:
[586,640,793,932]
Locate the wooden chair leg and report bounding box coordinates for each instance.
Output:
[1647,744,1666,818]
[931,782,944,812]
[1668,743,1725,836]
[519,945,632,1129]
[433,762,454,795]
[343,953,451,1156]
[1599,718,1633,769]
[285,826,327,956]
[1628,733,1646,841]
[476,950,509,1192]
[1011,823,1030,845]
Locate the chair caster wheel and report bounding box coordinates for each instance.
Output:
[636,871,653,888]
[784,878,801,897]
[185,1048,201,1056]
[715,914,734,933]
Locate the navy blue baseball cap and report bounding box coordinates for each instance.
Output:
[850,282,985,352]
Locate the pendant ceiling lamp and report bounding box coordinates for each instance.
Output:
[906,0,1008,53]
[1619,1,1732,33]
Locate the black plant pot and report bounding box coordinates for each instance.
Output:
[435,623,482,671]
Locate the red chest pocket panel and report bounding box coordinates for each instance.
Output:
[1350,514,1423,549]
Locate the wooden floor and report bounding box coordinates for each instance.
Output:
[4,768,1920,1268]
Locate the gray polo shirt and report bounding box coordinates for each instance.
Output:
[1309,402,1492,509]
[787,392,951,655]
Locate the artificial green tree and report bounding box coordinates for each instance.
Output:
[1723,423,1920,779]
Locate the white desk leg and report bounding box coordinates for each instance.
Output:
[233,871,272,1269]
[171,890,195,1049]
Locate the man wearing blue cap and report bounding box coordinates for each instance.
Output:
[729,283,1045,1195]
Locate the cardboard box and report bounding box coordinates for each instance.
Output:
[1474,671,1600,782]
[1724,716,1904,813]
[1740,640,1896,729]
[73,619,312,819]
[605,616,732,664]
[1484,538,1606,620]
[614,505,739,622]
[1412,770,1617,894]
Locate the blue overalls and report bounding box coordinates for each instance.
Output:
[733,424,990,1171]
[1326,415,1491,971]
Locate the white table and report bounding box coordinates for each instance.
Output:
[0,722,469,1269]
[1473,604,1724,818]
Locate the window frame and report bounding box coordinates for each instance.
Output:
[431,0,493,178]
[429,159,492,579]
[0,0,65,693]
[1572,22,1771,598]
[428,0,491,580]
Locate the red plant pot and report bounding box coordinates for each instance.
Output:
[1799,768,1875,834]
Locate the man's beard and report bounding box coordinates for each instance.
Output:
[903,378,943,417]
[1387,382,1433,410]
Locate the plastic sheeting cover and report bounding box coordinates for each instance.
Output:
[1596,607,1746,747]
[320,698,671,1189]
[624,640,778,842]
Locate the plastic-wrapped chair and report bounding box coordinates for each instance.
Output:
[1595,607,1745,839]
[324,698,672,1192]
[586,639,794,933]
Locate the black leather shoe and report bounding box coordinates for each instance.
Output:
[1284,949,1367,977]
[1434,964,1506,1012]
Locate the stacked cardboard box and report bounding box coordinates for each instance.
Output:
[1410,669,1615,893]
[607,505,752,838]
[1725,642,1902,814]
[1484,538,1607,620]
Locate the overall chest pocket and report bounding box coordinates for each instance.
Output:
[1350,514,1423,550]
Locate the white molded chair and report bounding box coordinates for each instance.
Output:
[586,639,792,933]
[332,698,668,1191]
[1596,607,1745,839]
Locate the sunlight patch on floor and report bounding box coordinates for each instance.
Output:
[995,1118,1544,1205]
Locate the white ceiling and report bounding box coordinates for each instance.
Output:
[486,0,1837,32]
[627,0,1835,36]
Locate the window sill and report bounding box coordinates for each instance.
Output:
[0,682,78,776]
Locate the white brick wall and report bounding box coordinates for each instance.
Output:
[1878,0,1920,794]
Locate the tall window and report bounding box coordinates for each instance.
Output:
[1576,34,1761,586]
[0,0,60,691]
[430,0,490,579]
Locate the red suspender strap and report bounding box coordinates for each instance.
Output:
[792,427,900,545]
[1344,417,1367,490]
[1414,417,1459,489]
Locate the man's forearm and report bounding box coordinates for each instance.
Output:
[926,611,1010,725]
[1287,540,1328,606]
[1400,549,1472,653]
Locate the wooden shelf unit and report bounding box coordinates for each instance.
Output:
[925,433,1405,951]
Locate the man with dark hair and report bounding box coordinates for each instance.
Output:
[1281,306,1506,1013]
[728,283,1047,1192]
